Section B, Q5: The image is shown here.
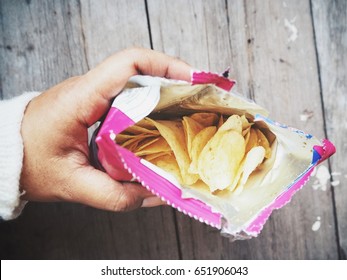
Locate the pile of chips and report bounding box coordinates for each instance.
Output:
[116,113,272,195]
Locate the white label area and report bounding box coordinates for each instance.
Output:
[111,85,160,123]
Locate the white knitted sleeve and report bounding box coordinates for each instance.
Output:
[0,92,41,221]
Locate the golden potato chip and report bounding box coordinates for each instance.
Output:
[136,137,161,151]
[135,137,171,156]
[233,146,265,194]
[190,112,219,127]
[241,116,252,139]
[228,160,245,192]
[116,133,140,145]
[243,129,251,154]
[147,118,199,185]
[122,139,141,152]
[245,128,258,154]
[242,126,251,137]
[182,116,204,158]
[117,133,155,148]
[117,112,272,196]
[188,126,217,174]
[120,135,143,148]
[145,151,173,161]
[151,154,183,184]
[255,129,272,158]
[218,115,243,134]
[136,118,157,130]
[124,123,159,135]
[198,130,245,192]
[240,115,251,130]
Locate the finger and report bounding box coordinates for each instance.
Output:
[79,48,192,125]
[64,166,156,212]
[141,196,166,208]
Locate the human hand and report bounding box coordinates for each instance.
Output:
[20,48,192,212]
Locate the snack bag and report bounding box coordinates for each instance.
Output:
[90,71,335,240]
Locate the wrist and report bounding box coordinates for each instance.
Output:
[0,92,41,220]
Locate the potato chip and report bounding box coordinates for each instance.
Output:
[122,139,141,152]
[233,146,265,194]
[228,159,246,192]
[144,151,173,161]
[147,119,199,185]
[151,154,183,184]
[243,129,251,156]
[242,126,251,137]
[136,137,161,151]
[245,128,258,153]
[136,118,157,130]
[120,135,144,148]
[198,130,245,192]
[135,137,171,156]
[240,115,251,131]
[188,126,217,174]
[124,123,159,135]
[182,116,204,158]
[116,133,141,145]
[116,112,272,197]
[190,112,219,127]
[256,129,272,158]
[117,133,156,149]
[218,115,243,134]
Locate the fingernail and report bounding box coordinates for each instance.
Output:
[141,196,165,208]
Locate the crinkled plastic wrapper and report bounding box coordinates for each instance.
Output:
[90,71,335,240]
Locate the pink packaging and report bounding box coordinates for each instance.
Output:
[91,71,335,240]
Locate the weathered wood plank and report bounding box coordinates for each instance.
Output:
[147,0,338,259]
[311,0,347,259]
[0,0,87,97]
[242,0,337,259]
[0,0,179,259]
[80,0,151,67]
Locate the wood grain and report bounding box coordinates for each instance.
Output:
[147,0,338,259]
[0,0,87,97]
[0,0,179,259]
[242,0,337,259]
[79,0,151,68]
[311,0,347,259]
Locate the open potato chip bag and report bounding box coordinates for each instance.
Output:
[91,71,335,240]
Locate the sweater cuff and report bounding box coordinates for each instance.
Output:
[0,92,41,220]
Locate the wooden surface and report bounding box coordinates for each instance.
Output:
[0,0,345,259]
[311,0,347,259]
